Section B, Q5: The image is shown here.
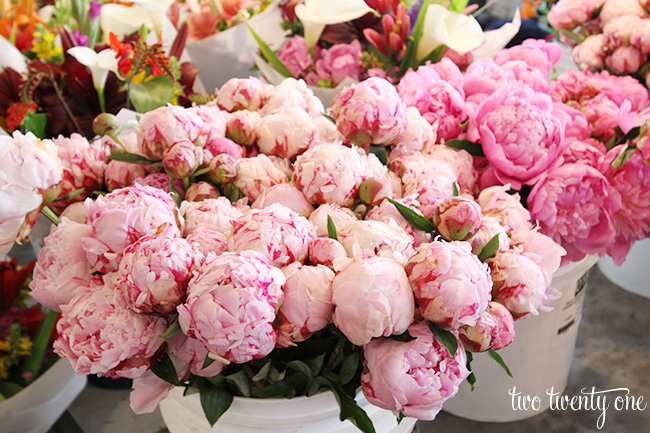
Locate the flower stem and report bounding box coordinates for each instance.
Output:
[22,309,58,384]
[242,364,265,390]
[40,205,61,226]
[48,74,83,134]
[97,85,107,114]
[326,336,346,372]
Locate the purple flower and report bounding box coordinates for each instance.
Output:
[89,1,102,20]
[72,30,89,47]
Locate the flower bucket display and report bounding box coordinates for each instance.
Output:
[160,387,417,433]
[442,255,599,422]
[598,238,650,299]
[0,358,87,433]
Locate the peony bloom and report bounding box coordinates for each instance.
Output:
[547,0,606,30]
[599,0,645,26]
[180,197,243,236]
[391,106,436,154]
[256,108,316,159]
[185,226,229,258]
[184,181,220,202]
[54,276,168,379]
[293,142,386,207]
[509,226,567,280]
[467,85,565,189]
[390,153,457,200]
[216,77,272,112]
[337,220,415,266]
[190,105,229,143]
[252,184,314,218]
[177,251,285,364]
[458,311,498,353]
[488,301,515,350]
[366,195,432,246]
[0,131,62,256]
[406,240,492,329]
[361,321,469,419]
[226,110,260,147]
[432,195,483,242]
[167,332,226,378]
[606,46,645,75]
[276,263,335,348]
[276,36,313,79]
[332,257,414,346]
[113,228,203,314]
[49,133,107,214]
[308,237,348,270]
[130,370,176,415]
[493,39,563,78]
[477,184,531,232]
[230,203,317,267]
[308,203,358,237]
[314,40,363,85]
[260,78,324,118]
[470,215,510,256]
[30,218,95,312]
[83,184,183,273]
[527,163,619,263]
[203,137,243,160]
[137,105,207,160]
[424,146,477,194]
[134,173,185,200]
[331,77,408,145]
[204,152,239,184]
[235,154,289,201]
[104,160,153,192]
[162,139,201,179]
[357,176,393,206]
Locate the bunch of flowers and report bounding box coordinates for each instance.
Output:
[25,61,573,431]
[547,0,650,82]
[253,0,519,89]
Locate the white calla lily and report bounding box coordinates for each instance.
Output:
[295,0,374,49]
[130,0,176,35]
[68,47,119,112]
[100,3,154,42]
[473,9,522,59]
[416,4,484,61]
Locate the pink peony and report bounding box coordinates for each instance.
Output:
[488,301,516,350]
[458,311,498,353]
[463,58,516,98]
[167,332,226,377]
[331,77,408,145]
[235,154,289,201]
[104,160,154,192]
[130,370,176,414]
[113,227,202,314]
[162,139,201,179]
[553,103,594,142]
[470,215,510,256]
[177,251,285,364]
[332,257,414,346]
[184,181,220,202]
[337,220,415,266]
[314,40,363,85]
[397,65,466,142]
[54,276,168,379]
[293,142,385,207]
[277,36,313,79]
[631,19,650,54]
[391,106,436,153]
[493,39,563,77]
[137,105,207,160]
[599,0,646,26]
[230,203,317,267]
[30,218,95,312]
[190,104,229,142]
[216,77,272,112]
[572,34,607,71]
[366,195,432,246]
[361,321,469,419]
[357,176,393,206]
[390,153,457,199]
[467,85,565,189]
[180,196,244,236]
[406,240,492,329]
[276,262,335,348]
[256,108,316,159]
[308,237,348,270]
[252,184,314,217]
[260,78,324,118]
[547,0,606,30]
[226,110,260,147]
[203,137,243,160]
[424,146,477,194]
[432,195,483,242]
[527,163,619,263]
[204,152,239,184]
[308,203,359,237]
[606,46,645,75]
[185,226,229,258]
[477,185,531,232]
[134,173,185,200]
[509,226,567,282]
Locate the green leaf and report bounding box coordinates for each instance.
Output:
[200,386,234,427]
[202,354,216,370]
[387,198,436,233]
[428,322,458,357]
[108,152,158,165]
[452,181,459,197]
[22,309,57,383]
[331,385,376,433]
[52,187,85,202]
[611,145,637,170]
[388,330,416,343]
[338,352,360,385]
[449,0,469,12]
[488,348,513,378]
[252,360,272,381]
[397,412,406,424]
[421,44,446,64]
[223,370,252,397]
[244,21,292,78]
[129,75,177,113]
[558,28,585,44]
[369,144,387,165]
[168,180,183,208]
[444,139,485,157]
[322,113,336,124]
[398,0,431,76]
[284,360,314,382]
[22,112,47,139]
[478,234,501,262]
[151,352,182,386]
[326,215,339,241]
[161,321,180,339]
[307,352,326,377]
[466,352,476,391]
[615,126,641,148]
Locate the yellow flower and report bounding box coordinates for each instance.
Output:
[31,28,63,62]
[0,357,10,381]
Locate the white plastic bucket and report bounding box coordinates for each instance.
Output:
[442,254,599,422]
[597,238,650,299]
[0,358,87,433]
[159,387,417,433]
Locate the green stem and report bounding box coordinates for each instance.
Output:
[22,309,58,384]
[182,176,190,191]
[472,0,498,17]
[40,205,61,226]
[96,85,107,114]
[325,336,346,372]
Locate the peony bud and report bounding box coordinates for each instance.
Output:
[163,139,200,179]
[226,111,260,147]
[185,181,220,202]
[458,311,498,352]
[432,195,483,241]
[205,153,239,184]
[358,176,393,206]
[92,113,120,136]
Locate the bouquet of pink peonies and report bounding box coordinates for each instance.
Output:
[25,64,573,431]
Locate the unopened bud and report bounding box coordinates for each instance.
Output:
[206,153,239,184]
[358,176,392,206]
[185,181,221,202]
[432,196,483,241]
[163,139,200,179]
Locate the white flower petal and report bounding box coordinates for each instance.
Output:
[474,9,522,60]
[100,4,153,42]
[417,4,484,60]
[295,0,374,48]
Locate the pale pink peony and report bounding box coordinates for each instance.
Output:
[458,311,498,353]
[235,154,289,201]
[104,160,154,192]
[390,153,457,199]
[293,142,385,207]
[432,195,483,242]
[606,46,646,75]
[547,0,606,30]
[30,218,95,312]
[50,133,107,214]
[361,320,469,419]
[130,370,175,414]
[493,39,563,77]
[631,19,650,54]
[487,250,553,318]
[467,85,565,189]
[497,60,551,94]
[260,78,324,118]
[162,139,201,179]
[463,58,516,98]
[167,332,226,377]
[527,163,619,263]
[337,220,415,266]
[134,173,185,200]
[252,184,314,217]
[308,204,359,237]
[477,185,532,232]
[314,40,363,85]
[308,237,348,270]
[83,184,183,272]
[357,176,393,206]
[54,276,168,379]
[177,250,285,363]
[397,65,466,142]
[509,226,567,282]
[603,14,643,47]
[256,108,316,159]
[331,77,408,145]
[0,132,62,256]
[113,228,202,314]
[553,103,594,143]
[226,110,260,147]
[599,0,646,26]
[277,36,313,79]
[276,262,335,348]
[332,257,414,346]
[204,137,243,159]
[230,203,317,267]
[470,215,510,256]
[216,77,272,112]
[488,301,516,350]
[59,201,88,224]
[365,195,432,246]
[137,105,207,160]
[180,197,244,236]
[572,34,607,71]
[390,106,436,153]
[204,152,239,184]
[424,146,477,194]
[562,138,605,167]
[190,104,229,142]
[406,240,492,329]
[184,181,220,202]
[185,226,229,258]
